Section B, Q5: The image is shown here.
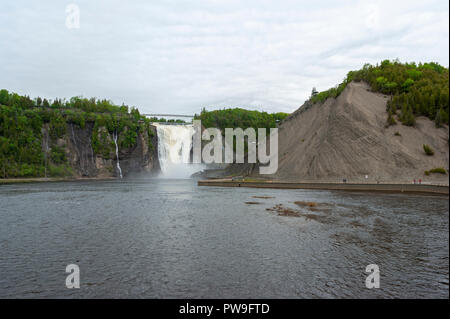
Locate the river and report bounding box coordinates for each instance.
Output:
[0,178,448,298]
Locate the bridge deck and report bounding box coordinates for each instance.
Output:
[143,114,194,118]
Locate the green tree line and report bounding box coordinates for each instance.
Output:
[310,60,449,127]
[194,107,289,132]
[0,90,153,178]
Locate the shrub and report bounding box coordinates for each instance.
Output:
[423,144,434,156]
[48,164,73,177]
[394,131,401,136]
[429,167,447,174]
[387,110,397,126]
[424,170,430,176]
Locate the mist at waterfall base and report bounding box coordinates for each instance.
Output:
[154,123,205,179]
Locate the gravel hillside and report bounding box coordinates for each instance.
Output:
[269,81,449,184]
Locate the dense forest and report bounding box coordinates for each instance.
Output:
[194,108,289,153]
[194,107,289,132]
[310,60,449,127]
[0,90,153,178]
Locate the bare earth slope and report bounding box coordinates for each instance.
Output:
[270,81,449,184]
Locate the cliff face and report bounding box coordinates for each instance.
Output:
[254,81,449,183]
[43,122,159,178]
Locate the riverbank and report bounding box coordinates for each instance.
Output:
[0,176,116,185]
[198,179,449,195]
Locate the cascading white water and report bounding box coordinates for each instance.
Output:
[154,123,203,178]
[112,131,123,179]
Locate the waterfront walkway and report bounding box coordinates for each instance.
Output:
[198,179,449,195]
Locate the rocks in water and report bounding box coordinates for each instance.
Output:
[294,201,318,208]
[266,203,335,223]
[266,204,301,217]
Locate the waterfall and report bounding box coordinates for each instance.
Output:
[154,123,203,178]
[112,131,123,179]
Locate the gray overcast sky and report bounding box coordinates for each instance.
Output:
[0,0,448,114]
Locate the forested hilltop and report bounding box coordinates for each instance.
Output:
[310,60,449,127]
[195,107,289,132]
[0,90,154,178]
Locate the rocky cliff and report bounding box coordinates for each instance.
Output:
[42,122,160,178]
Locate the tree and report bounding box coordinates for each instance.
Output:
[0,89,9,105]
[435,108,448,128]
[387,109,396,126]
[402,78,415,91]
[400,103,415,126]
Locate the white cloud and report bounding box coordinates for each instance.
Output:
[0,0,448,114]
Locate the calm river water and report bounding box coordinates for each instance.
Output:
[0,178,448,298]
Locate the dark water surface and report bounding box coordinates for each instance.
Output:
[0,179,448,298]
